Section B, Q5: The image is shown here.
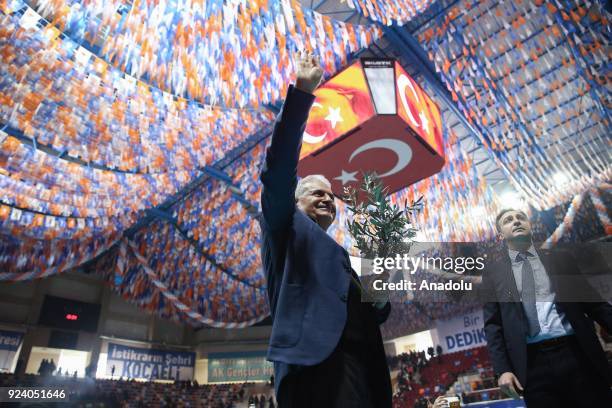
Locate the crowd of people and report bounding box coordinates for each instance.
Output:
[3,347,500,408]
[4,349,498,408]
[391,347,497,408]
[381,301,480,340]
[5,342,610,407]
[36,358,57,377]
[247,393,275,408]
[392,350,430,395]
[0,372,266,407]
[35,358,81,379]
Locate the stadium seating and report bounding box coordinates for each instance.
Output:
[0,373,272,407]
[392,346,497,408]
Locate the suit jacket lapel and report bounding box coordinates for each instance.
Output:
[500,256,527,334]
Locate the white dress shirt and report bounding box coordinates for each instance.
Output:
[508,245,574,343]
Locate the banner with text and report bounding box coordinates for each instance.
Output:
[106,342,195,381]
[435,309,485,353]
[0,330,23,372]
[208,351,273,383]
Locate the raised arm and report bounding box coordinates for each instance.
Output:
[260,51,323,230]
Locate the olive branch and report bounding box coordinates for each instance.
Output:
[343,173,423,259]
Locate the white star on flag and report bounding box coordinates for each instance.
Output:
[334,169,358,185]
[419,111,429,133]
[325,106,344,129]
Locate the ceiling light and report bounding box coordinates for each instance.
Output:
[499,192,525,210]
[553,172,570,185]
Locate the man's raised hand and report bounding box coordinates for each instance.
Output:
[295,50,324,94]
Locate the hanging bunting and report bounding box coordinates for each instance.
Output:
[343,0,436,26]
[590,187,611,234]
[416,0,610,210]
[2,0,608,329]
[21,0,382,108]
[0,8,274,174]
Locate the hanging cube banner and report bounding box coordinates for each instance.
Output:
[298,59,445,198]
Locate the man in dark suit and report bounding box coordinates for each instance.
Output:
[259,51,392,407]
[483,208,612,407]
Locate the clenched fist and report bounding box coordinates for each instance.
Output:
[295,50,324,94]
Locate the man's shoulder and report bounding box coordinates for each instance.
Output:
[537,247,575,262]
[537,247,580,274]
[259,210,311,239]
[482,257,510,276]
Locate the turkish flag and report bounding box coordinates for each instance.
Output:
[298,115,445,199]
[298,59,445,200]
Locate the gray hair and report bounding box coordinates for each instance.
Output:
[295,175,332,200]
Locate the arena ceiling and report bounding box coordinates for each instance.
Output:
[0,0,609,330]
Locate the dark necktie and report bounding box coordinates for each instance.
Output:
[517,252,540,337]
